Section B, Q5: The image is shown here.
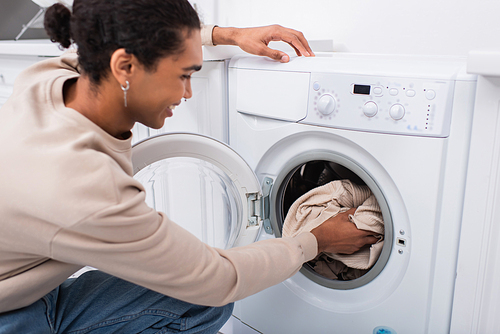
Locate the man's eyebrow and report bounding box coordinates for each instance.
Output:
[183,65,202,72]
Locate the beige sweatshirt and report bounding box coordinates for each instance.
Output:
[0,29,317,313]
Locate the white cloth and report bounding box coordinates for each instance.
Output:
[283,180,384,270]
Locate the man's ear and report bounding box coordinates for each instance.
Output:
[109,48,139,86]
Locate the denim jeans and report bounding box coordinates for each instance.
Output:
[0,271,233,334]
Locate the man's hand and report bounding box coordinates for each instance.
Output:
[310,208,380,255]
[212,25,315,63]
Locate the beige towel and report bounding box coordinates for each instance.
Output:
[283,180,384,271]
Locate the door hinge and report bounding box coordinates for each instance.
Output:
[247,177,274,234]
[247,193,261,227]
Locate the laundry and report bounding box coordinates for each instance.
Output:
[308,254,369,280]
[282,180,384,279]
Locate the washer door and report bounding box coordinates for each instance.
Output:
[254,130,410,312]
[131,133,262,249]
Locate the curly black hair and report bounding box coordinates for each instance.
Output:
[44,0,201,85]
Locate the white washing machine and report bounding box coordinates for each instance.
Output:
[131,53,477,333]
[223,53,477,334]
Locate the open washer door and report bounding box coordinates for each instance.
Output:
[131,133,264,249]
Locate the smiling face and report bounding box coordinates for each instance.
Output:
[125,29,203,129]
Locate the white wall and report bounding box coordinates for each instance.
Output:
[213,0,500,56]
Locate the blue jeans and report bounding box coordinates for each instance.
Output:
[0,271,233,333]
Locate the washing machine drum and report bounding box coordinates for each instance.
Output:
[272,157,393,290]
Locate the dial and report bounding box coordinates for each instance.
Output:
[317,94,336,115]
[389,104,405,120]
[363,101,378,117]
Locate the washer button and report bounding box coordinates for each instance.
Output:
[373,87,383,96]
[389,88,399,96]
[425,89,436,100]
[406,89,416,97]
[313,82,321,91]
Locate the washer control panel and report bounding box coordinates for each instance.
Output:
[302,72,455,137]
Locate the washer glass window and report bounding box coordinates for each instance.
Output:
[134,157,242,249]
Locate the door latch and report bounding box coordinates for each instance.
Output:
[261,177,274,234]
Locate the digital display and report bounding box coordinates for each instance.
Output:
[353,84,371,95]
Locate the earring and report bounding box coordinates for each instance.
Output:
[121,80,130,107]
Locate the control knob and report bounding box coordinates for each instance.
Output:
[317,94,336,115]
[363,101,378,117]
[389,104,405,120]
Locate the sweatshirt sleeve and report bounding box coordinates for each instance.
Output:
[201,24,216,46]
[50,168,318,307]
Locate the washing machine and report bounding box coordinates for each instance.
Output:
[130,53,477,333]
[224,53,477,334]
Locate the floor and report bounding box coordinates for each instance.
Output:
[220,315,260,334]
